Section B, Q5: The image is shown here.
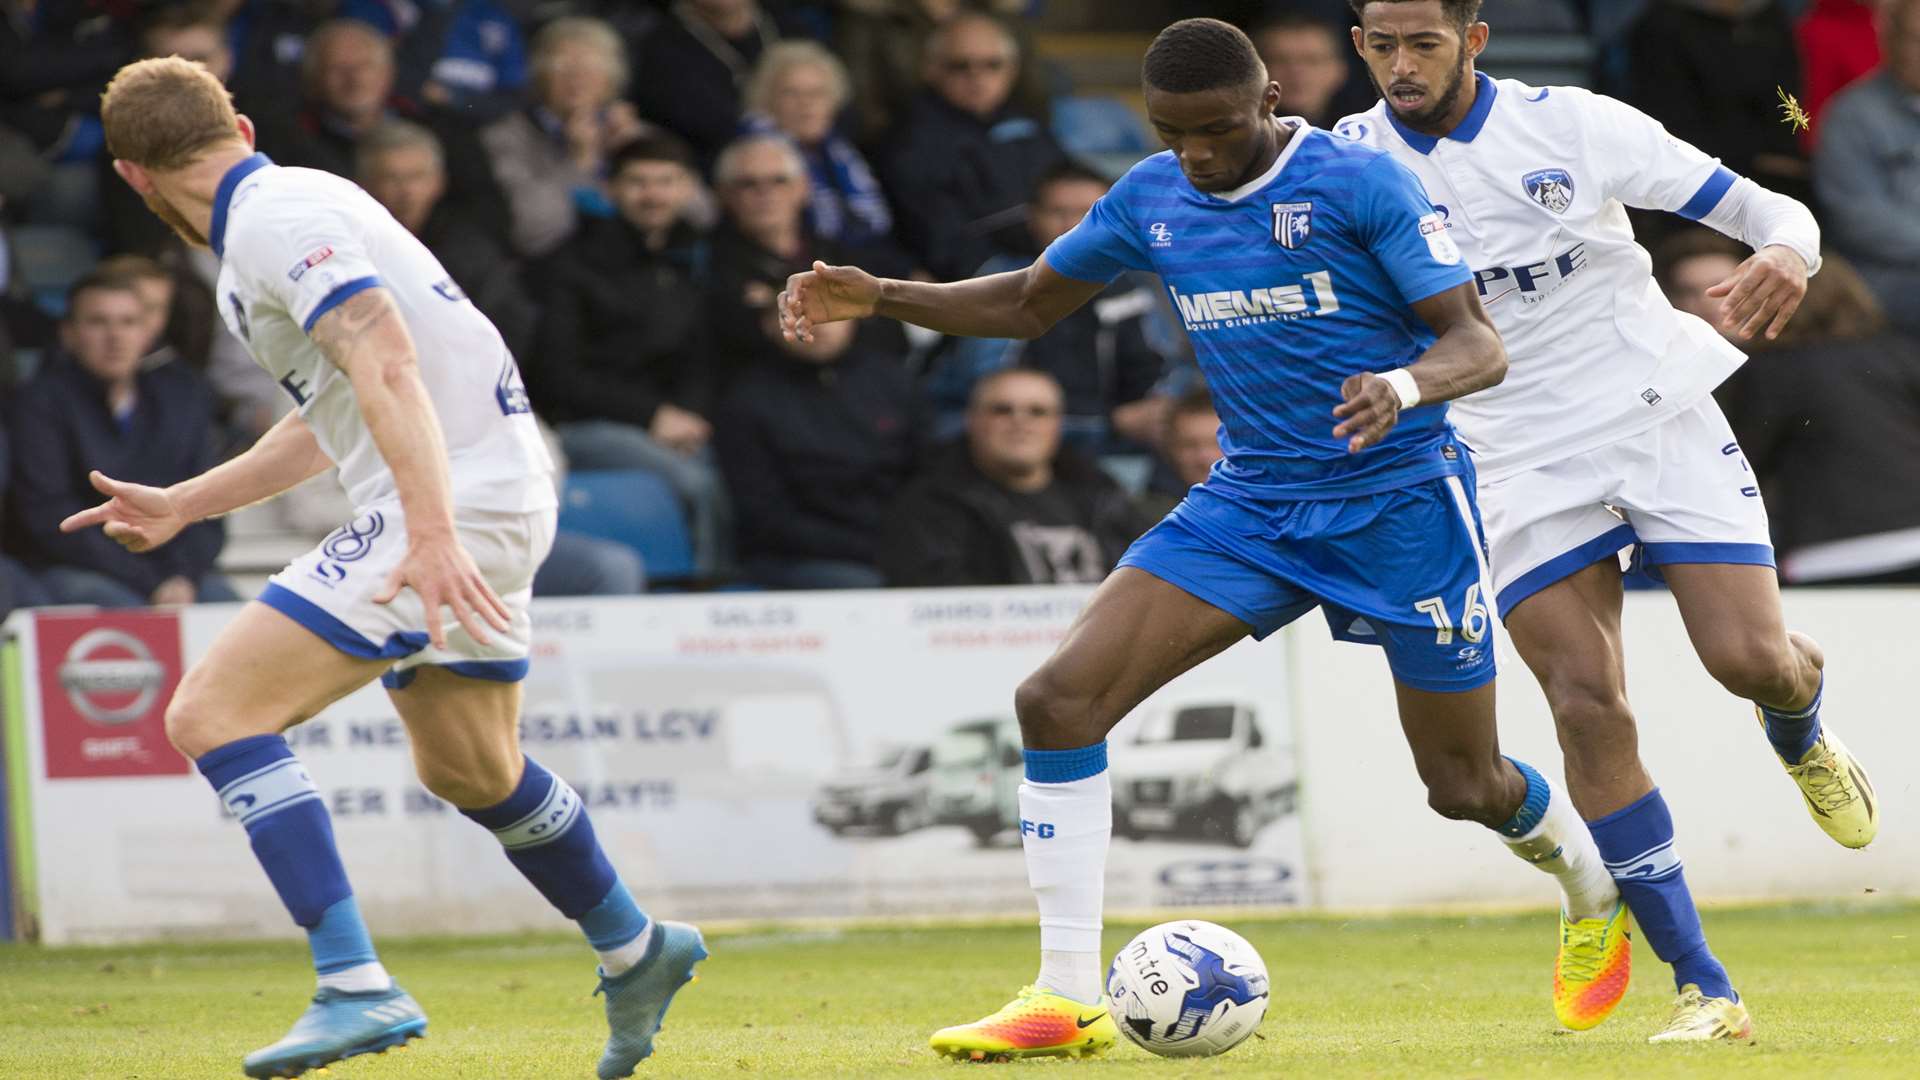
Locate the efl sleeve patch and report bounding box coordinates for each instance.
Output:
[1418,213,1462,266]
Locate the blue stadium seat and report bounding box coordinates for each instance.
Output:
[558,470,695,584]
[1051,94,1153,155]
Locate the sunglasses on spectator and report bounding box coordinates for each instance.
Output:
[729,174,798,190]
[942,57,1011,75]
[979,402,1059,419]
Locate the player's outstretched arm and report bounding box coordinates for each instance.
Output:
[310,287,511,649]
[1332,282,1507,454]
[778,258,1106,344]
[59,410,332,552]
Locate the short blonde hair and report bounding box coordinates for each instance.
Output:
[532,17,628,97]
[101,56,240,171]
[744,41,851,117]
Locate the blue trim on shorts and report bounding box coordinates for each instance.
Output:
[302,275,382,333]
[1637,541,1775,568]
[1495,523,1638,618]
[381,658,531,690]
[258,582,429,660]
[1392,658,1499,695]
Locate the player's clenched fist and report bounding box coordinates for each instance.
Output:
[778,260,881,344]
[1331,373,1402,454]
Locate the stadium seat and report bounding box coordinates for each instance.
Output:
[1051,94,1153,156]
[558,470,696,584]
[8,224,100,317]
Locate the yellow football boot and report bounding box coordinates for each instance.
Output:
[1554,899,1632,1030]
[1761,711,1878,849]
[929,986,1116,1062]
[1648,983,1753,1043]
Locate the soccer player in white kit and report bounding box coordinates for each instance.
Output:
[1337,0,1881,1043]
[65,58,704,1079]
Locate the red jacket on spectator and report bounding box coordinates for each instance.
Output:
[1796,0,1881,150]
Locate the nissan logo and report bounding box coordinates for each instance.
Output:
[1158,859,1293,891]
[58,628,166,726]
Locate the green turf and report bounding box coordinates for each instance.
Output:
[1,902,1915,1079]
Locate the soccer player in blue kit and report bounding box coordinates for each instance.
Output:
[781,19,1628,1059]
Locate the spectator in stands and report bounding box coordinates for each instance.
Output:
[1711,255,1920,584]
[530,421,648,597]
[532,134,729,578]
[359,120,537,357]
[1815,0,1920,336]
[881,369,1148,587]
[715,312,922,590]
[1147,385,1225,512]
[218,0,333,118]
[1652,228,1748,337]
[481,16,652,259]
[0,0,130,231]
[0,415,54,621]
[929,162,1181,452]
[255,19,507,236]
[1796,0,1882,149]
[632,0,783,167]
[741,41,893,250]
[337,0,527,120]
[5,269,234,607]
[1250,13,1364,128]
[835,0,1044,143]
[1623,0,1809,212]
[882,12,1065,278]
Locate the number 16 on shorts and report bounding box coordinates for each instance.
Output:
[1414,584,1490,646]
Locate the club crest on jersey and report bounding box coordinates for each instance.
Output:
[1271,202,1312,249]
[1522,168,1575,214]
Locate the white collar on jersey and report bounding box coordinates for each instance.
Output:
[1206,116,1313,204]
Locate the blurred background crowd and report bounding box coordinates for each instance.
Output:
[1,0,1915,618]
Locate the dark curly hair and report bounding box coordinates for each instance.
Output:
[1141,18,1265,94]
[1347,0,1485,32]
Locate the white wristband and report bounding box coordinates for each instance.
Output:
[1377,368,1422,409]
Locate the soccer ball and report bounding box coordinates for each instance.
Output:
[1107,920,1269,1057]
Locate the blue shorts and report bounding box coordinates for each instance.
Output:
[1118,472,1498,694]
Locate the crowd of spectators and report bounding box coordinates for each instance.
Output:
[1,0,1915,622]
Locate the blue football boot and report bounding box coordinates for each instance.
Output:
[242,984,426,1078]
[596,921,708,1078]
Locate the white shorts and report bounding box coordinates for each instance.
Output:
[1476,397,1773,618]
[259,500,558,687]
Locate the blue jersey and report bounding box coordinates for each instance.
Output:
[1044,124,1474,501]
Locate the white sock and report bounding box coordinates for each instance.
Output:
[1502,773,1619,921]
[317,960,392,993]
[1020,768,1110,1004]
[596,920,656,978]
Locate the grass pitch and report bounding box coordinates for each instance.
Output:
[1,902,1915,1079]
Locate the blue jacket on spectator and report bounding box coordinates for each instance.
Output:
[339,0,528,120]
[4,355,225,597]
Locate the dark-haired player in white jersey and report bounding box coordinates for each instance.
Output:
[1339,0,1878,1043]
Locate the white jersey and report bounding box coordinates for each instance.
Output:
[1336,75,1749,482]
[212,154,553,513]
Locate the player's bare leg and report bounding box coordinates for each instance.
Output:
[929,568,1248,1061]
[1662,563,1875,848]
[388,669,703,1078]
[1392,674,1630,1030]
[164,603,425,1077]
[1503,559,1748,1040]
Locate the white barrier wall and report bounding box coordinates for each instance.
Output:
[1291,588,1920,909]
[2,586,1914,945]
[1,590,1308,945]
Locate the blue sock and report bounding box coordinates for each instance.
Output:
[1493,756,1550,837]
[1759,674,1823,764]
[462,756,647,951]
[1589,788,1735,1001]
[197,735,378,976]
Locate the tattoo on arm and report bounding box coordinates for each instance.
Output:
[309,288,409,373]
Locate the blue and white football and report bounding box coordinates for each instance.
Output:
[1107,920,1270,1057]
